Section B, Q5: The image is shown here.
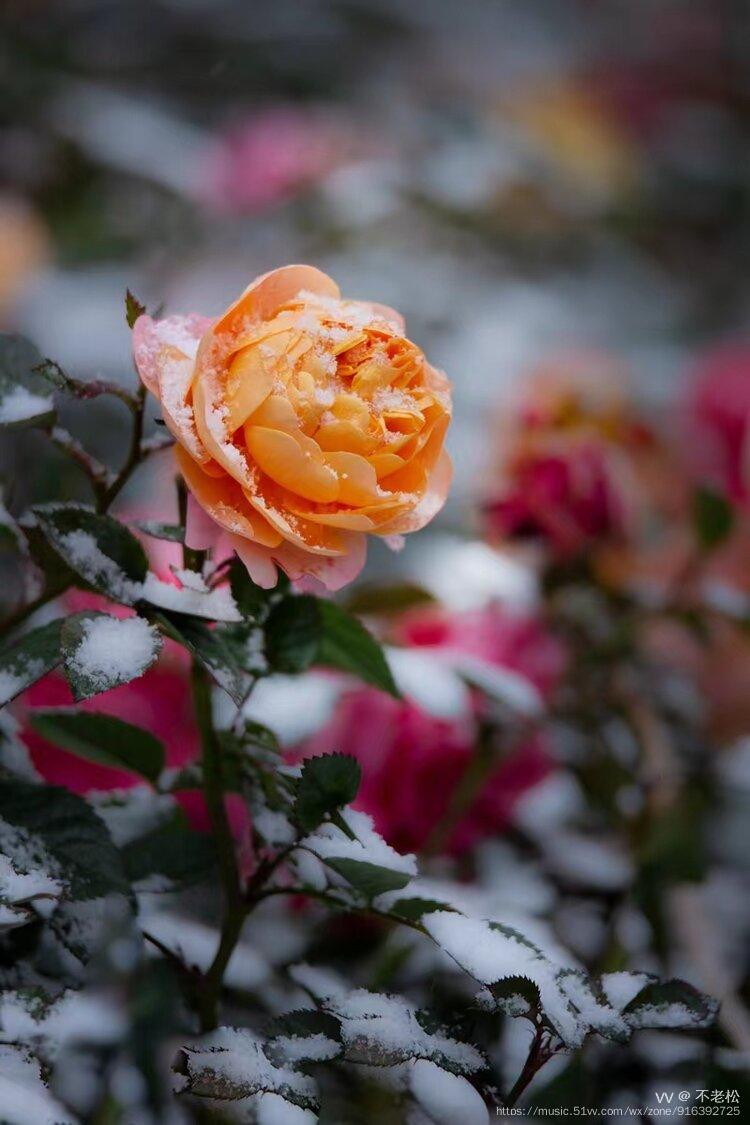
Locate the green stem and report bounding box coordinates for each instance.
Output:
[191,659,246,1031]
[99,384,146,512]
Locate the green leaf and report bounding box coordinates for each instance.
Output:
[29,709,165,784]
[60,611,162,701]
[125,288,147,329]
[317,600,399,696]
[386,897,455,924]
[122,813,216,888]
[135,521,185,544]
[263,1008,343,1067]
[266,595,399,696]
[158,613,251,704]
[294,753,361,832]
[692,485,734,550]
[0,779,130,900]
[623,978,718,1030]
[0,619,63,706]
[0,334,55,430]
[323,857,412,899]
[33,503,148,604]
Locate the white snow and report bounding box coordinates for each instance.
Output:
[0,386,53,425]
[0,658,45,707]
[141,572,241,621]
[327,989,484,1073]
[600,971,651,1013]
[0,1046,75,1125]
[58,529,141,603]
[181,1026,316,1103]
[410,1058,489,1125]
[288,963,349,1003]
[300,808,417,881]
[140,911,270,990]
[66,614,160,692]
[257,1092,317,1125]
[423,912,583,1047]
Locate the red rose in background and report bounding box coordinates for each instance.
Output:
[296,606,565,855]
[685,344,750,509]
[485,441,631,559]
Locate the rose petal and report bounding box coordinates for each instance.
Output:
[213,265,340,337]
[132,313,213,463]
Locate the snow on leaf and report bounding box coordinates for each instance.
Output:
[0,620,62,707]
[61,612,162,700]
[298,808,416,900]
[324,989,485,1075]
[0,1045,77,1124]
[410,1058,489,1125]
[175,1026,318,1110]
[422,912,584,1047]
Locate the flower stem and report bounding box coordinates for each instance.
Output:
[190,659,246,1031]
[504,1020,555,1107]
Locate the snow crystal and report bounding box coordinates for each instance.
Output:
[300,808,417,880]
[410,1058,489,1125]
[67,614,160,692]
[0,386,53,425]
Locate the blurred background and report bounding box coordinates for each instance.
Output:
[3,0,750,1113]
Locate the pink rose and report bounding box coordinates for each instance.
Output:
[296,606,564,854]
[485,441,632,559]
[200,108,349,214]
[685,343,750,508]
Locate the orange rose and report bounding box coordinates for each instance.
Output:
[132,265,452,589]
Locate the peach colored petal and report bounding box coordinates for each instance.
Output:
[274,533,367,591]
[192,372,253,486]
[245,425,340,503]
[245,394,300,433]
[213,265,340,337]
[176,445,282,547]
[376,450,453,536]
[323,451,381,505]
[132,313,213,463]
[223,344,276,432]
[240,478,347,557]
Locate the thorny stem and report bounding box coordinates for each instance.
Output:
[504,1018,558,1108]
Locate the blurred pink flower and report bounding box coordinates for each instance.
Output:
[201,107,349,214]
[296,606,564,855]
[685,343,750,508]
[485,441,632,559]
